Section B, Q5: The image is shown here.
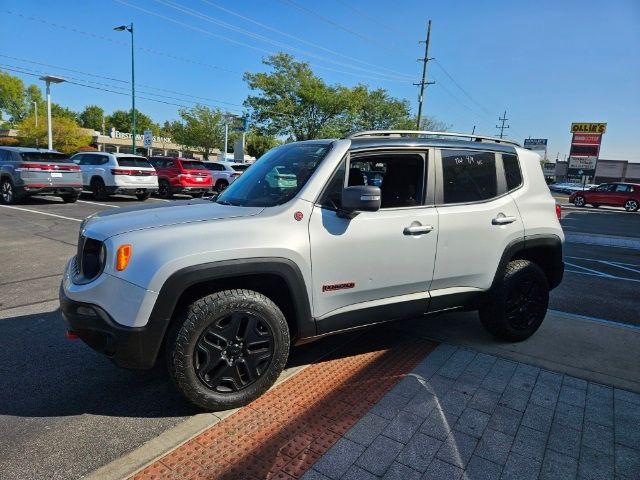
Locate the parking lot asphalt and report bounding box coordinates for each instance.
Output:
[0,192,639,479]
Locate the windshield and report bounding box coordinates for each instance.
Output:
[181,160,206,170]
[117,157,153,168]
[19,152,72,163]
[216,142,332,207]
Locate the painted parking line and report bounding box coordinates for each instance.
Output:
[77,200,120,208]
[565,255,640,268]
[0,204,81,222]
[549,309,640,332]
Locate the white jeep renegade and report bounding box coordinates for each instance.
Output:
[60,131,564,410]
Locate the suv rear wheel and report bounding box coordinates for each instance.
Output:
[1,178,24,205]
[91,178,107,200]
[479,260,549,342]
[158,179,172,199]
[215,180,228,192]
[166,289,290,410]
[60,193,79,203]
[136,192,151,201]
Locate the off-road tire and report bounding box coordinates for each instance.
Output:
[136,192,151,201]
[91,178,107,200]
[166,289,290,410]
[61,193,80,203]
[624,199,639,212]
[479,260,549,342]
[573,195,586,207]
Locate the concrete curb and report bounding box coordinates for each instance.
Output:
[85,364,308,480]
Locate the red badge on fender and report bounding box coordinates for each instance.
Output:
[294,211,304,221]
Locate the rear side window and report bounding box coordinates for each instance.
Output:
[441,150,497,204]
[19,152,71,163]
[180,160,205,170]
[206,163,224,171]
[117,157,153,168]
[0,150,13,161]
[232,164,250,172]
[502,154,523,191]
[615,184,631,193]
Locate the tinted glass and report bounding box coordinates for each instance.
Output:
[441,150,497,204]
[0,150,11,161]
[204,163,224,171]
[19,152,71,163]
[232,164,250,172]
[318,161,346,209]
[117,157,153,168]
[181,160,206,170]
[502,153,523,191]
[216,142,332,207]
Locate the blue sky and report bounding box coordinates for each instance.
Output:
[1,0,639,160]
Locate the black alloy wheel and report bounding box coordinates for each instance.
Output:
[194,311,274,393]
[479,259,549,342]
[167,289,290,410]
[1,178,15,204]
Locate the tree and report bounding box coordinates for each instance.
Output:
[17,115,91,154]
[173,105,225,160]
[0,71,26,124]
[106,109,158,133]
[78,105,105,131]
[345,86,412,132]
[51,103,78,122]
[245,132,279,159]
[394,116,450,131]
[244,54,349,141]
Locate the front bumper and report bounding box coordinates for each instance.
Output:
[59,284,164,369]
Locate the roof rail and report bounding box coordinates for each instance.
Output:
[345,130,520,147]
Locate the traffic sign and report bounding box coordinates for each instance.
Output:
[143,129,153,148]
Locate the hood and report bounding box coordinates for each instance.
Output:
[81,199,263,241]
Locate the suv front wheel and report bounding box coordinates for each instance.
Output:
[479,260,549,342]
[166,289,290,410]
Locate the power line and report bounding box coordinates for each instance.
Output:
[146,0,414,83]
[0,54,245,109]
[196,0,411,79]
[432,60,493,115]
[2,9,242,75]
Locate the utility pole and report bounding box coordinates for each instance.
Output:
[414,20,435,130]
[471,125,476,135]
[495,110,510,139]
[33,101,38,148]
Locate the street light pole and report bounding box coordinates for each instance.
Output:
[114,23,135,153]
[39,75,65,150]
[33,101,38,148]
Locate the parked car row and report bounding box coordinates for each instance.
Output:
[548,182,598,194]
[0,146,250,204]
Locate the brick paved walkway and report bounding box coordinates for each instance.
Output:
[131,330,436,480]
[302,344,640,480]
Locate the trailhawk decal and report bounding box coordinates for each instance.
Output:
[322,282,355,292]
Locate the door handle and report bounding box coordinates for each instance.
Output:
[492,215,517,225]
[403,225,434,235]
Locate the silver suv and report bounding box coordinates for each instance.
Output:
[0,147,82,204]
[60,131,564,410]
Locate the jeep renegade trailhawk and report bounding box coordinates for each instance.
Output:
[60,131,564,410]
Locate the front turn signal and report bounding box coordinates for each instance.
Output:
[116,244,132,271]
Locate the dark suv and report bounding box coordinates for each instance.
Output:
[0,147,82,204]
[149,157,213,198]
[570,182,640,212]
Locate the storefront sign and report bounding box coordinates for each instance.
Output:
[570,123,607,134]
[523,138,547,150]
[109,127,172,144]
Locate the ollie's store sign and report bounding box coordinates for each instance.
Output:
[567,123,606,182]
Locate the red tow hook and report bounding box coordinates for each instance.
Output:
[65,330,79,340]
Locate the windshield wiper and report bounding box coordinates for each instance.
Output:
[216,199,237,206]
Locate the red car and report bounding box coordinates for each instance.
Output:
[569,182,640,212]
[149,157,213,198]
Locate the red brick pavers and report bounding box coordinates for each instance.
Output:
[132,330,437,480]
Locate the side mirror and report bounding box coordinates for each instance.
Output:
[341,185,381,214]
